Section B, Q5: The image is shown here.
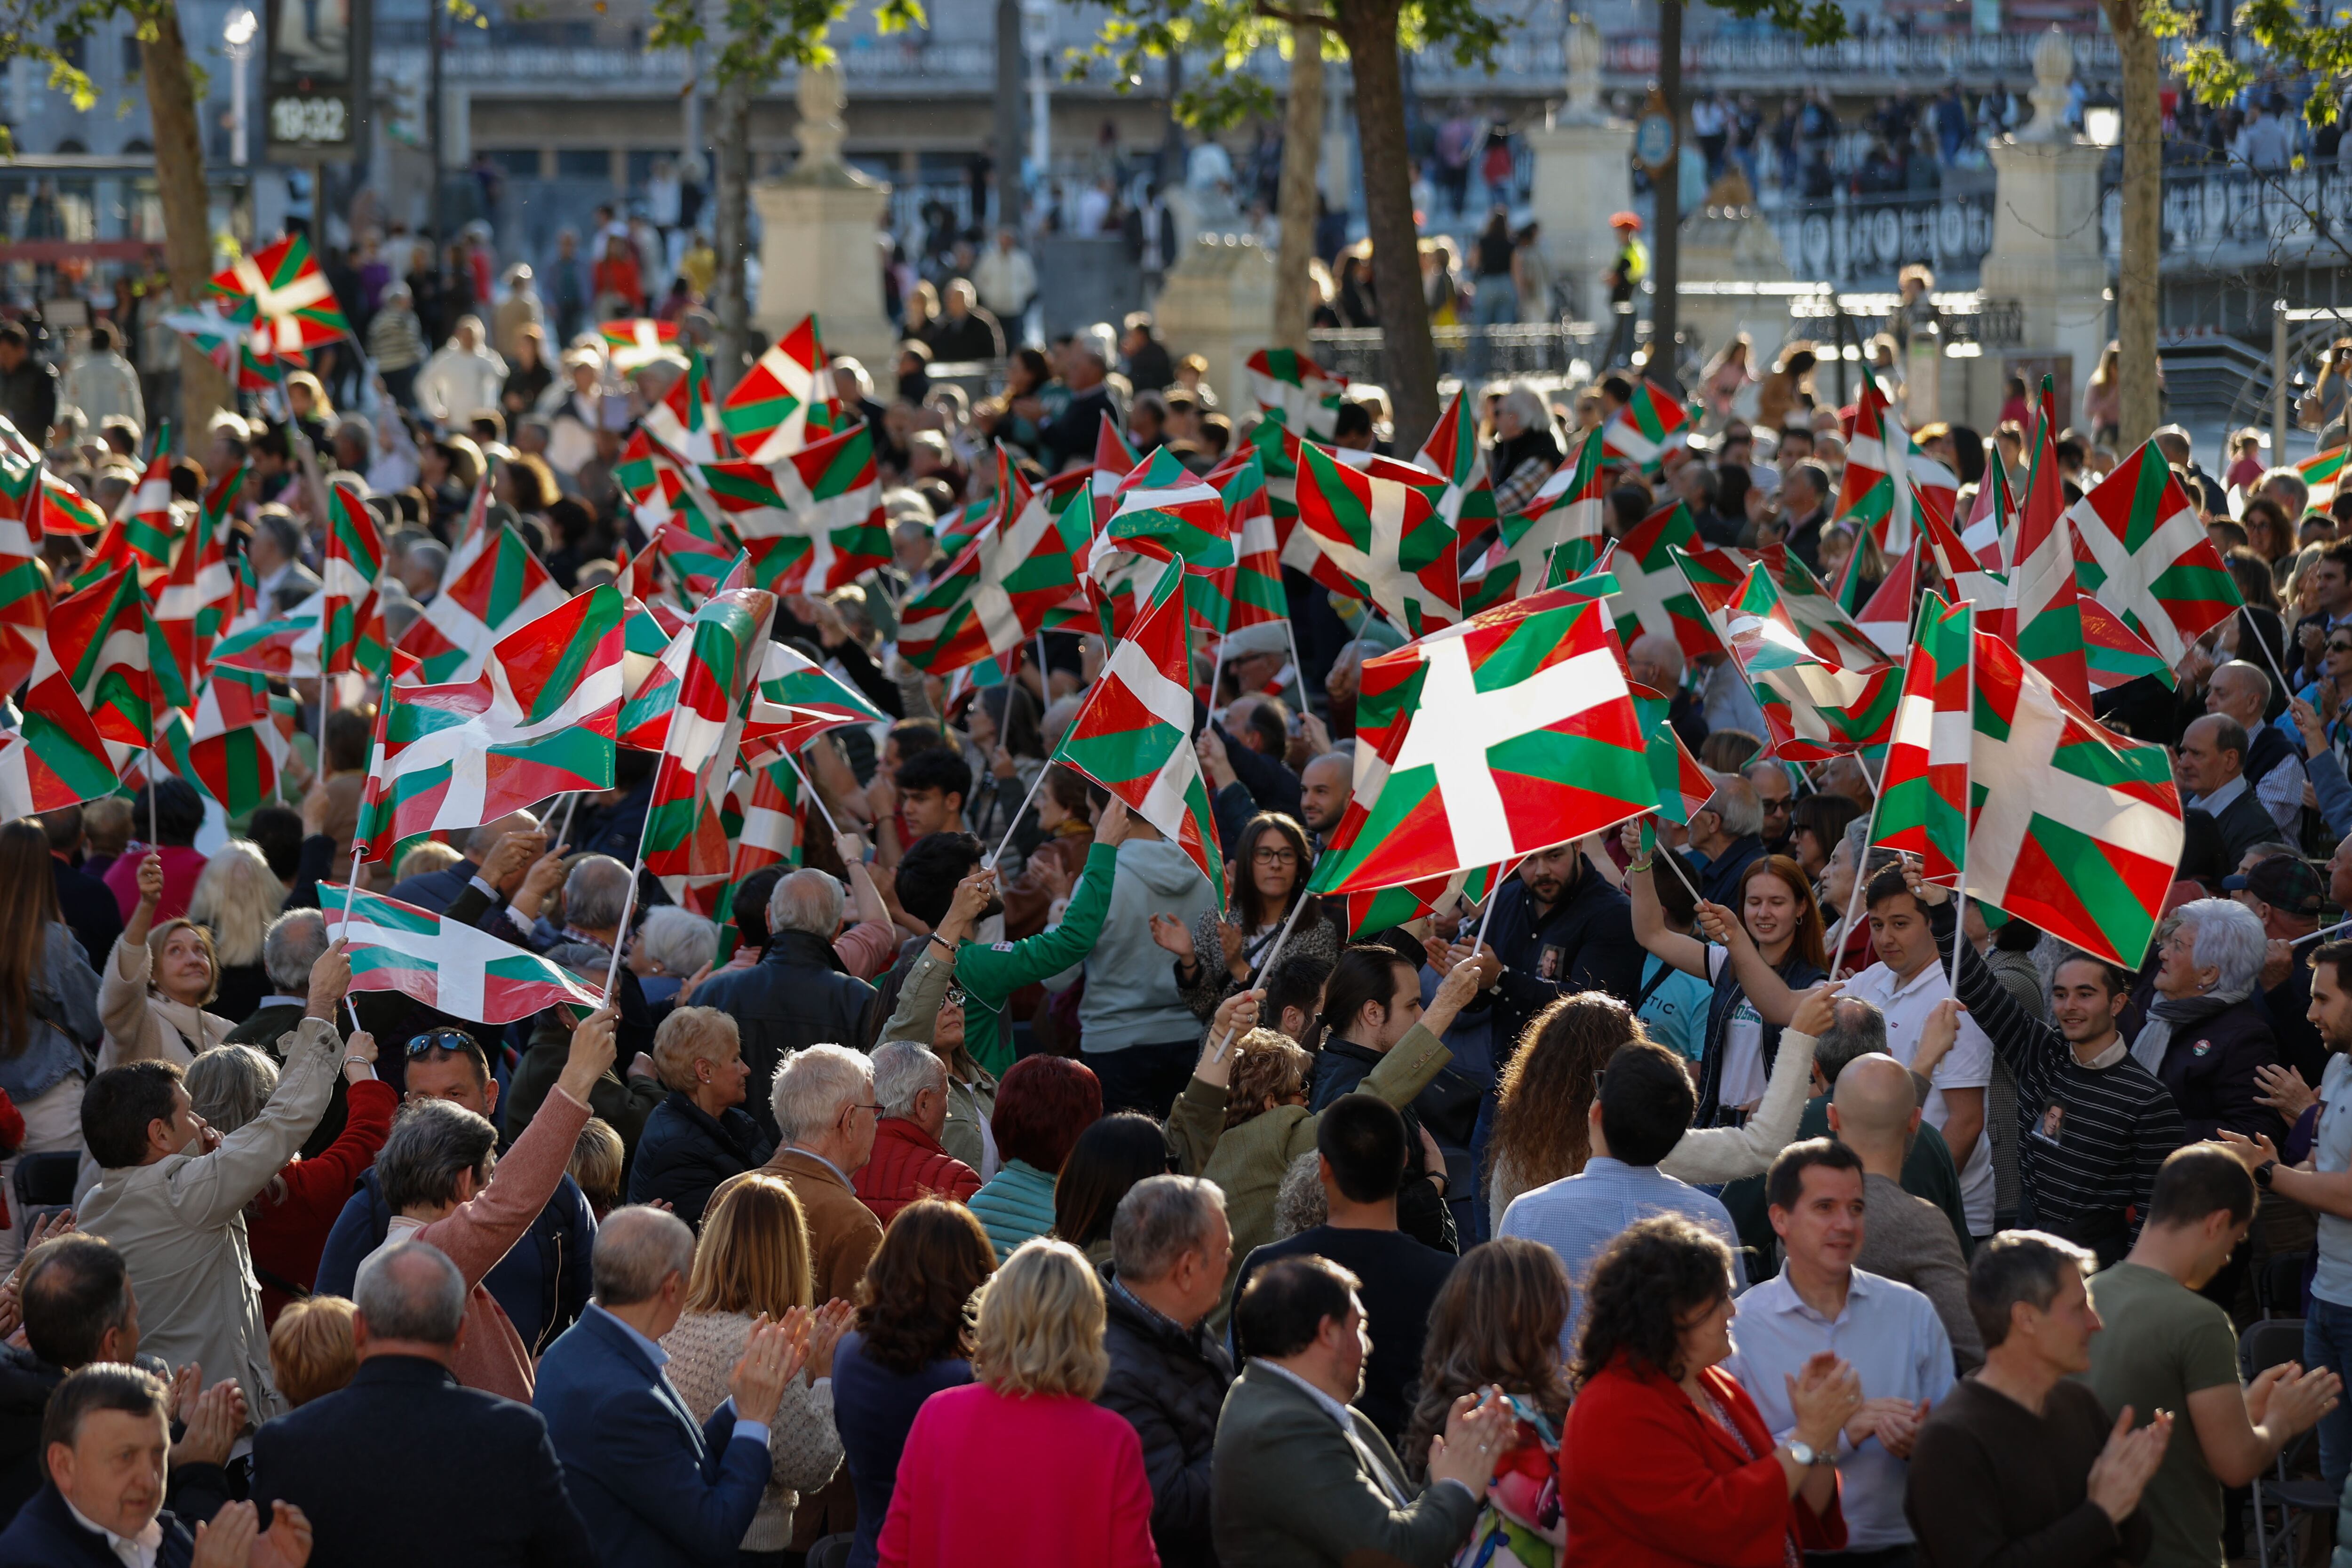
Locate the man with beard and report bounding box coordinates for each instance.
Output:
[1296,753,1350,851]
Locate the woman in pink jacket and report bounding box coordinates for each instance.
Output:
[878,1237,1159,1568]
[358,1006,614,1400]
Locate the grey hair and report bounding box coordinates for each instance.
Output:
[1702,773,1764,839]
[255,509,302,557]
[262,908,329,992]
[375,1099,500,1214]
[592,1205,697,1307]
[564,855,635,933]
[1968,1229,2094,1348]
[405,537,449,581]
[871,1040,946,1120]
[771,1042,874,1145]
[1271,1149,1327,1241]
[182,1044,279,1138]
[1498,384,1549,432]
[634,906,719,977]
[355,1241,467,1345]
[1813,998,1890,1089]
[2177,896,2268,994]
[768,868,845,938]
[1111,1175,1225,1284]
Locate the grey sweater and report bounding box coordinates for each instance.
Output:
[1858,1171,1984,1372]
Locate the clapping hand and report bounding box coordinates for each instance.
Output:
[192,1500,312,1568]
[1150,913,1199,961]
[172,1377,248,1469]
[727,1313,809,1428]
[2255,1063,2319,1122]
[2086,1407,2173,1525]
[1426,1386,1516,1494]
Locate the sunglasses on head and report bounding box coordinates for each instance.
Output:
[406,1028,477,1057]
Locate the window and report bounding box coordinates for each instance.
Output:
[554,148,610,181]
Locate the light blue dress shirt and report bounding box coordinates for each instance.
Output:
[587,1303,771,1449]
[1496,1155,1748,1348]
[1721,1266,1954,1551]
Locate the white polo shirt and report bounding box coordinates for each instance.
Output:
[1841,957,1995,1237]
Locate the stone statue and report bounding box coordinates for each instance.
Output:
[1560,18,1608,126]
[2018,28,2076,145]
[795,60,848,170]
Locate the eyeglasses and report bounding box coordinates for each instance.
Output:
[1252,846,1300,865]
[2329,641,2352,654]
[405,1028,476,1057]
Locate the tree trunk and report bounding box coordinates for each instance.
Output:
[1271,25,1325,354]
[993,0,1025,227]
[708,72,753,396]
[2106,0,2161,448]
[140,6,228,441]
[1335,9,1437,453]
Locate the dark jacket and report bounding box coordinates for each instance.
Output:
[925,309,1006,363]
[389,856,484,914]
[1042,384,1117,471]
[1696,834,1768,908]
[691,931,879,1142]
[534,1306,770,1568]
[51,857,120,972]
[251,1354,594,1568]
[1472,865,1646,1061]
[314,1164,596,1360]
[2152,993,2285,1146]
[2194,788,2282,871]
[0,1483,193,1568]
[0,359,57,448]
[0,1345,60,1524]
[1310,1039,1460,1255]
[625,1090,775,1231]
[1095,1266,1235,1568]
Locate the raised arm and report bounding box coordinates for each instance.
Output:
[1659,985,1836,1185]
[1619,820,1710,979]
[958,806,1132,1005]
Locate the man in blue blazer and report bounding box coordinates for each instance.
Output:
[251,1242,592,1566]
[533,1205,801,1568]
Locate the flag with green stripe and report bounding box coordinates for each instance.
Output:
[722,313,844,459]
[1244,347,1348,439]
[2066,438,2242,665]
[1208,450,1286,632]
[642,568,777,912]
[1710,559,1902,761]
[1600,378,1692,473]
[1291,439,1461,637]
[1465,425,1605,614]
[324,882,607,1022]
[396,523,567,684]
[1872,591,1973,882]
[208,234,350,350]
[1832,377,1957,557]
[1597,501,1710,659]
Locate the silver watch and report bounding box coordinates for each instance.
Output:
[1785,1440,1834,1467]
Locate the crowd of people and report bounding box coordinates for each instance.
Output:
[17,191,2352,1568]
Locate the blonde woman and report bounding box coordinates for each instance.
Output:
[187,841,286,1024]
[658,1174,852,1566]
[268,1294,358,1407]
[100,850,233,1071]
[875,1238,1157,1567]
[626,1005,773,1230]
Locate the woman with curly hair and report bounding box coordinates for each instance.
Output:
[1401,1239,1574,1566]
[1153,812,1339,1022]
[1564,1216,1860,1567]
[834,1199,995,1568]
[1484,995,1629,1231]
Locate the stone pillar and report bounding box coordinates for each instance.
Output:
[1977,30,2110,412]
[1150,232,1277,405]
[1677,173,1795,374]
[751,63,896,372]
[1524,19,1635,322]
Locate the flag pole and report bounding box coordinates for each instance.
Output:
[1829,753,1886,984]
[983,763,1051,871]
[2295,917,2352,947]
[1208,879,1316,1064]
[779,744,845,839]
[554,789,583,850]
[1470,856,1519,953]
[1949,609,1976,997]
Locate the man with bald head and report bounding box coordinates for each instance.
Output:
[390,810,547,919]
[254,1241,594,1564]
[1298,751,1351,845]
[2205,659,2304,836]
[2180,712,2281,867]
[1829,1053,1984,1369]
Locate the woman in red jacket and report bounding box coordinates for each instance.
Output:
[1564,1215,1860,1567]
[182,1033,397,1324]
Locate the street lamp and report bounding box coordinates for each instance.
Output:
[223,8,256,168]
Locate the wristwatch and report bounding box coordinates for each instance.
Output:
[1785,1440,1834,1467]
[2256,1160,2278,1189]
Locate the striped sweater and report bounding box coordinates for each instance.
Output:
[1935,919,2185,1246]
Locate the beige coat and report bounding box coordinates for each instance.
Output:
[79,1015,340,1422]
[98,934,234,1073]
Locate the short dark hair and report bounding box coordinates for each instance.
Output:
[1863,865,1920,913]
[1596,1041,1694,1167]
[729,865,785,947]
[1234,1255,1361,1361]
[1262,951,1333,1040]
[1601,375,1634,404]
[1316,1093,1408,1204]
[2052,951,2130,998]
[22,1236,131,1368]
[2324,540,2352,580]
[1764,1136,1865,1213]
[81,1061,183,1170]
[135,777,205,847]
[1332,401,1373,442]
[895,746,972,807]
[1651,848,1700,926]
[2146,1143,2257,1230]
[1967,1230,2093,1349]
[246,805,304,882]
[2313,940,2352,995]
[41,1363,166,1458]
[323,707,373,773]
[1242,700,1288,758]
[893,831,985,929]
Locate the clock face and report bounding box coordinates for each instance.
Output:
[270,94,350,146]
[1635,112,1676,170]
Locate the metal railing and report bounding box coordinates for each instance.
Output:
[2100,158,2352,270]
[1600,29,2121,82]
[1305,323,1612,382]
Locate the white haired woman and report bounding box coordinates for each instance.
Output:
[875,1239,1157,1567]
[624,1005,775,1230]
[187,841,287,1025]
[1487,384,1563,517]
[626,905,720,1011]
[2133,897,2284,1149]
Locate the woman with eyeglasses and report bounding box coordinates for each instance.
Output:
[1152,812,1337,1024]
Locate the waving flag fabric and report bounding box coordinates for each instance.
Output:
[2298,445,2345,512]
[900,457,1088,674]
[1872,592,1974,882]
[1709,560,1900,760]
[325,883,606,1023]
[699,422,888,593]
[47,570,152,766]
[117,439,180,572]
[0,451,43,693]
[1244,348,1349,439]
[4,645,119,817]
[1601,379,1692,473]
[740,640,895,764]
[1051,558,1224,906]
[40,473,103,538]
[2007,390,2093,711]
[397,523,567,684]
[2067,438,2241,664]
[722,314,843,459]
[1208,452,1286,632]
[192,464,246,643]
[1597,502,1710,659]
[1415,390,1501,548]
[1834,378,1958,557]
[643,348,731,463]
[146,517,211,711]
[598,318,683,373]
[641,576,778,910]
[1464,426,1606,615]
[208,233,350,350]
[322,482,385,678]
[1645,716,1716,827]
[158,664,287,816]
[1291,440,1461,637]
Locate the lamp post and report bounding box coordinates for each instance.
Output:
[224,8,256,168]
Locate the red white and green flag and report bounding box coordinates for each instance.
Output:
[900,454,1089,674]
[1646,717,1716,828]
[739,638,895,765]
[598,317,683,374]
[1291,439,1461,637]
[322,481,385,678]
[1103,445,1232,637]
[45,569,153,768]
[2299,445,2346,512]
[357,587,627,860]
[726,759,806,883]
[3,644,119,817]
[396,523,567,684]
[1757,543,1891,670]
[2066,438,2241,665]
[1308,587,1650,895]
[1833,377,1957,557]
[1207,451,1286,632]
[698,421,887,593]
[155,663,288,816]
[40,473,104,538]
[1963,625,2183,968]
[192,463,246,644]
[1090,420,1141,531]
[1601,379,1693,473]
[1872,591,1974,882]
[147,515,213,711]
[1852,541,1918,659]
[208,233,350,350]
[208,598,324,681]
[1463,425,1605,615]
[1244,347,1349,439]
[116,437,180,573]
[1596,501,1710,659]
[1415,389,1501,551]
[0,450,43,695]
[324,883,607,1023]
[722,313,844,459]
[643,348,732,464]
[1051,557,1224,905]
[1711,560,1901,761]
[640,573,777,912]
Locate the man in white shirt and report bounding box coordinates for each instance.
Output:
[1838,865,1995,1239]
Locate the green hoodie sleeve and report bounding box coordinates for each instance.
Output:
[954,841,1121,1010]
